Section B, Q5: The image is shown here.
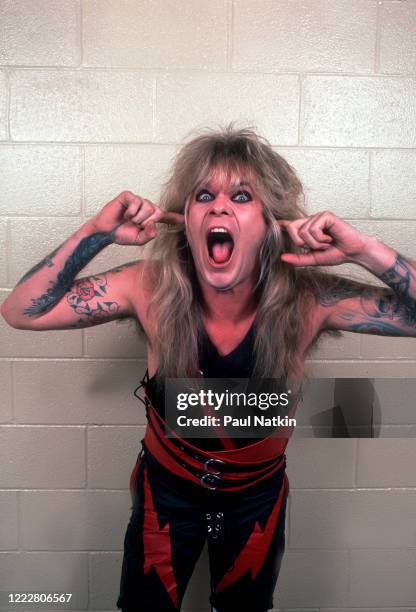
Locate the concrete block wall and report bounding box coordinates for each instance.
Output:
[0,0,415,610]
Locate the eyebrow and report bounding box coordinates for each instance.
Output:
[197,180,254,192]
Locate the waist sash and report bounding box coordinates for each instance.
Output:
[143,390,289,492]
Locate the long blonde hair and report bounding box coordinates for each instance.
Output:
[144,125,339,379]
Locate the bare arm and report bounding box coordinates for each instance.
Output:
[0,220,136,330]
[0,191,184,331]
[318,245,416,337]
[279,211,416,337]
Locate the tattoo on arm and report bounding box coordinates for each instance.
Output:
[66,274,119,326]
[23,231,115,317]
[315,278,361,306]
[316,255,416,335]
[379,254,415,309]
[66,262,139,327]
[17,243,63,285]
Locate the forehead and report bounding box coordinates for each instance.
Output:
[196,164,258,192]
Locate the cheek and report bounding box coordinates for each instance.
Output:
[185,208,200,241]
[245,214,267,245]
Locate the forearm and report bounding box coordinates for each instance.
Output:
[0,220,115,325]
[352,236,416,307]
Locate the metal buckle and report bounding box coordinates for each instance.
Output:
[200,473,221,490]
[203,458,226,475]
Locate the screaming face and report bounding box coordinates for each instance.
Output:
[185,170,267,292]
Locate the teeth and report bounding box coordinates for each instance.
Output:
[210,228,228,233]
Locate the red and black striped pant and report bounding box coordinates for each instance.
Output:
[116,447,289,612]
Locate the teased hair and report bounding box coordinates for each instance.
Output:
[144,124,340,380]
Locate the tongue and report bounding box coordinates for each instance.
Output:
[212,241,233,264]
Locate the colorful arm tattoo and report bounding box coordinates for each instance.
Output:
[317,255,416,336]
[64,261,139,327]
[23,231,115,317]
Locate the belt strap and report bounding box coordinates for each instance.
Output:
[143,394,287,491]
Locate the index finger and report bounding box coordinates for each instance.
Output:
[275,218,307,229]
[158,211,185,226]
[275,219,288,229]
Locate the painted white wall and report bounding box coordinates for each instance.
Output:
[0,1,415,610]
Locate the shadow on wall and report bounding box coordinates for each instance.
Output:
[297,377,416,438]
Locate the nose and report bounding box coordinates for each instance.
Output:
[209,193,231,215]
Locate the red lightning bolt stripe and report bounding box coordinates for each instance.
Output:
[216,473,289,592]
[142,465,179,608]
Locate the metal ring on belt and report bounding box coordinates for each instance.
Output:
[143,407,287,492]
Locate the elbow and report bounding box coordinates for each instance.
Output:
[0,299,13,326]
[1,308,20,329]
[0,300,29,329]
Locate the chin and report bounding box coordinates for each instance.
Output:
[201,268,243,291]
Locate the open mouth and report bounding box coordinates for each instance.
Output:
[206,228,235,266]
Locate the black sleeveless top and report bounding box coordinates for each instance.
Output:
[141,321,285,450]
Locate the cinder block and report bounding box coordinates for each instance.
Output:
[9,71,154,142]
[20,490,131,551]
[289,378,336,427]
[0,425,85,488]
[84,145,177,216]
[0,552,88,608]
[155,74,299,145]
[277,550,348,608]
[378,425,416,438]
[286,439,356,488]
[13,360,147,424]
[0,145,82,216]
[292,378,373,433]
[233,0,376,74]
[290,489,416,549]
[83,0,227,71]
[9,217,82,286]
[0,361,12,422]
[280,148,370,219]
[345,219,416,260]
[80,243,143,279]
[380,2,416,75]
[88,425,146,488]
[89,551,123,610]
[84,318,146,359]
[357,439,416,487]
[307,360,416,378]
[312,331,360,360]
[302,76,416,147]
[0,218,7,286]
[349,549,416,607]
[0,72,7,140]
[0,491,18,549]
[361,333,416,360]
[371,150,416,219]
[0,0,79,66]
[372,378,416,425]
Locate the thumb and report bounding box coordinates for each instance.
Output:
[143,221,157,239]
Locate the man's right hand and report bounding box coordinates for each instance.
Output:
[91,191,185,246]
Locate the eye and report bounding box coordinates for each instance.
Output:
[195,189,214,202]
[232,190,252,203]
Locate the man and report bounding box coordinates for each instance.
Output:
[2,126,415,611]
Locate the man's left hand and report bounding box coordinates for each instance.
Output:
[278,211,369,267]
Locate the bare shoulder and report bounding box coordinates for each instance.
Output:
[298,289,328,352]
[125,259,161,337]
